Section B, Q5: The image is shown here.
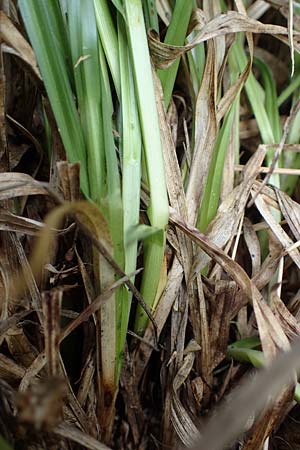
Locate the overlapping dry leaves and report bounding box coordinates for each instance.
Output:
[0,1,300,450]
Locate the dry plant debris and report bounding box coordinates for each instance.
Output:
[0,1,300,450]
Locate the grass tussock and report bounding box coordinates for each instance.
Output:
[0,1,300,449]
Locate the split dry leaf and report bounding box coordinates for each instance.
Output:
[134,256,183,382]
[60,271,140,343]
[19,352,47,392]
[154,68,192,278]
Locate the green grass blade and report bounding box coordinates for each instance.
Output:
[94,0,121,98]
[198,100,238,232]
[67,0,106,204]
[254,57,282,143]
[99,39,128,382]
[0,436,13,450]
[227,344,300,403]
[157,0,193,108]
[19,0,89,196]
[124,0,169,334]
[142,0,159,33]
[232,37,280,193]
[277,73,300,107]
[116,13,142,375]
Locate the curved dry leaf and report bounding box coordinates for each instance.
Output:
[149,10,298,69]
[0,10,41,80]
